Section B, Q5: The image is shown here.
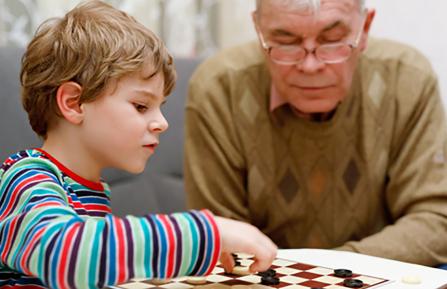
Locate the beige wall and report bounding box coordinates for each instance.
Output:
[218,0,256,49]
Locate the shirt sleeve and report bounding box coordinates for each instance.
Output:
[337,71,447,266]
[0,158,221,289]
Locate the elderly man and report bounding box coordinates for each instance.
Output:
[185,0,447,266]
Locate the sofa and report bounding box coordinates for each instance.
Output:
[0,46,201,217]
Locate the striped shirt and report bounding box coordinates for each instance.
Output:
[0,149,221,289]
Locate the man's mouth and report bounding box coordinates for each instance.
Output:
[295,85,334,90]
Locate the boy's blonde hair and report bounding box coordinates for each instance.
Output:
[20,0,176,138]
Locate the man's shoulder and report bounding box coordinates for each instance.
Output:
[364,37,435,77]
[191,41,266,84]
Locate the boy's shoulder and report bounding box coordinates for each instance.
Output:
[1,149,51,171]
[0,149,60,183]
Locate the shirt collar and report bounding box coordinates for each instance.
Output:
[269,84,288,112]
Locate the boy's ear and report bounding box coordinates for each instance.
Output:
[56,81,84,124]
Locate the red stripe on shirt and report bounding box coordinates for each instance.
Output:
[1,174,51,218]
[159,215,176,278]
[114,217,127,283]
[202,210,221,275]
[57,223,80,289]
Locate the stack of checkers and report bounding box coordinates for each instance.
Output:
[107,253,390,289]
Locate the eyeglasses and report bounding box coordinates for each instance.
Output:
[257,14,366,65]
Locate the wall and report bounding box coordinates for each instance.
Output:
[368,0,447,106]
[0,0,218,57]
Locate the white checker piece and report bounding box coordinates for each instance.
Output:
[272,259,296,267]
[161,282,193,289]
[205,274,232,283]
[211,267,224,274]
[117,283,153,289]
[236,253,254,259]
[274,267,300,275]
[239,259,254,267]
[313,275,343,284]
[279,275,307,284]
[306,267,334,275]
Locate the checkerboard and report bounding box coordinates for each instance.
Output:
[106,253,391,289]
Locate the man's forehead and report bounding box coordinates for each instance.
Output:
[259,0,360,29]
[258,0,361,38]
[260,0,358,14]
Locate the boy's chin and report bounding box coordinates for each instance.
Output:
[122,164,147,175]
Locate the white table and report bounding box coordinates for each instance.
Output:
[278,249,447,289]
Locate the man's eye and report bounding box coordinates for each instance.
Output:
[134,103,148,113]
[322,37,344,43]
[320,32,348,43]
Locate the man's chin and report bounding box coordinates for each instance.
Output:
[291,100,340,115]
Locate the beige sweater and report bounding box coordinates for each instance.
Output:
[185,38,447,266]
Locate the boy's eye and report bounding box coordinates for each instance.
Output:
[133,103,148,113]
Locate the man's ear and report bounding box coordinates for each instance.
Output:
[359,8,376,51]
[252,11,261,34]
[56,81,84,124]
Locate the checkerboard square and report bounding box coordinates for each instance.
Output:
[206,274,232,283]
[275,267,300,275]
[279,275,307,284]
[272,259,296,267]
[356,275,384,285]
[306,267,333,275]
[313,275,343,284]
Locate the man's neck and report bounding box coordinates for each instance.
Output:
[291,106,337,122]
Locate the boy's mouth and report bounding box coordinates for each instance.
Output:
[143,143,158,152]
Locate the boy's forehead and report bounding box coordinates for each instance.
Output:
[139,61,159,79]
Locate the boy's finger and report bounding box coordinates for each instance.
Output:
[220,252,235,273]
[249,257,271,273]
[248,244,277,273]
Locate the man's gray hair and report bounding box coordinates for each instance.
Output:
[255,0,365,13]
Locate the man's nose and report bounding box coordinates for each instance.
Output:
[296,48,325,74]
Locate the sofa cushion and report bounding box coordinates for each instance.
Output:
[0,47,41,161]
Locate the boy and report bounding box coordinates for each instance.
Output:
[0,1,277,288]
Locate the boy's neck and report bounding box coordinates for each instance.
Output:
[42,136,102,183]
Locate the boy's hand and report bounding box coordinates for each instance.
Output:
[214,216,277,273]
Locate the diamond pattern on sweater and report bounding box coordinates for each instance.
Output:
[343,159,360,194]
[308,159,329,206]
[279,168,299,203]
[368,71,386,108]
[239,89,260,124]
[248,165,265,200]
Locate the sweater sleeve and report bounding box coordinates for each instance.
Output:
[184,73,250,222]
[0,158,221,289]
[337,73,447,266]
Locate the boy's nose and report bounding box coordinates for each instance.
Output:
[148,111,169,133]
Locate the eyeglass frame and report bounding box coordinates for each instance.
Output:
[256,10,368,66]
